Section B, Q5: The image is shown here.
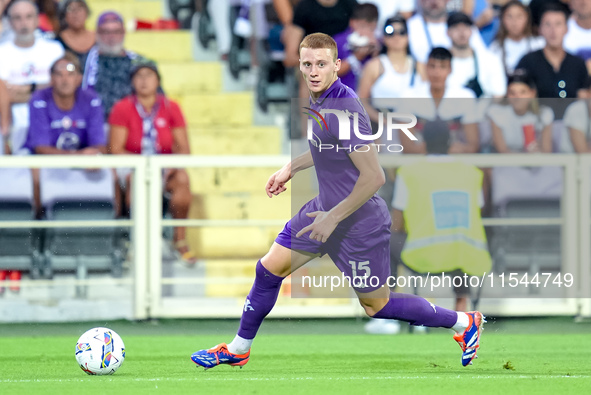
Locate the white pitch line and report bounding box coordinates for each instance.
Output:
[1,375,589,384]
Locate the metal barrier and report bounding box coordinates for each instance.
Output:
[1,154,589,320]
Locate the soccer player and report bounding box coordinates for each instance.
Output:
[190,33,485,369]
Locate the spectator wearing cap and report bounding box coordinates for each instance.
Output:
[82,11,140,117]
[56,0,95,70]
[407,0,487,64]
[516,3,588,118]
[0,0,65,154]
[446,12,506,98]
[487,69,554,154]
[333,3,380,91]
[108,60,196,265]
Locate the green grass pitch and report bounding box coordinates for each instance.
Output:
[1,317,590,394]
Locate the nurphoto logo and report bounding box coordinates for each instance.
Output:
[304,108,418,153]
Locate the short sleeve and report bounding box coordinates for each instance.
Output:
[168,100,186,128]
[461,99,480,124]
[539,106,555,127]
[108,99,130,128]
[392,174,408,210]
[26,95,52,150]
[563,101,587,132]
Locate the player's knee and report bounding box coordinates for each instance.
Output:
[358,298,388,317]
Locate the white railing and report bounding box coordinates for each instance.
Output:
[0,154,589,320]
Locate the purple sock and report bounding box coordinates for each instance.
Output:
[373,292,457,328]
[237,260,284,339]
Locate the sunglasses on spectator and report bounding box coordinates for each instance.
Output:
[384,25,407,36]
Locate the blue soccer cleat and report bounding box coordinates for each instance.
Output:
[191,343,250,370]
[453,311,486,366]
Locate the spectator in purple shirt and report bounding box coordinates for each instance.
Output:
[25,53,105,155]
[333,2,379,91]
[24,53,105,213]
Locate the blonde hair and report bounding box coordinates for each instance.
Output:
[299,33,338,62]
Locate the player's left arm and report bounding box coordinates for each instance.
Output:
[296,145,385,242]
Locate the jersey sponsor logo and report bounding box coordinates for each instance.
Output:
[50,118,86,130]
[90,98,102,107]
[33,100,47,108]
[56,131,81,151]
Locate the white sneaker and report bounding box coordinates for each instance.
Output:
[364,318,401,335]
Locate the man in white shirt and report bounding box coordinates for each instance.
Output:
[399,47,481,154]
[407,0,487,64]
[446,12,506,98]
[0,0,64,153]
[564,0,591,65]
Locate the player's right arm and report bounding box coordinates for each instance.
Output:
[266,150,313,197]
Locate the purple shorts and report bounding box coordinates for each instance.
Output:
[275,197,391,292]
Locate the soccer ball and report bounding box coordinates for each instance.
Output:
[75,327,125,375]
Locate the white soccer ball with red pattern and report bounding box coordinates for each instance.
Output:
[75,327,125,375]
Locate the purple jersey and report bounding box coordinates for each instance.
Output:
[25,87,105,152]
[307,78,390,232]
[276,79,391,292]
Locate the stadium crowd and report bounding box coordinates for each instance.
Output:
[1,0,591,297]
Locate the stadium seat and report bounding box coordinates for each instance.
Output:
[159,62,222,96]
[86,0,163,30]
[490,167,563,284]
[187,167,276,194]
[125,31,193,62]
[227,5,251,80]
[188,126,281,155]
[254,39,294,112]
[204,259,255,297]
[201,193,290,220]
[179,93,253,126]
[196,0,216,49]
[0,168,42,278]
[40,169,122,297]
[168,0,195,29]
[490,164,563,290]
[195,226,283,259]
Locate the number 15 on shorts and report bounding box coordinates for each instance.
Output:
[348,260,371,288]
